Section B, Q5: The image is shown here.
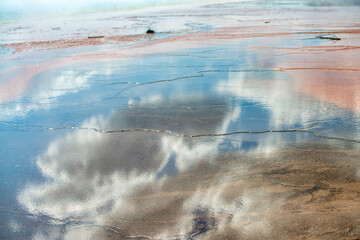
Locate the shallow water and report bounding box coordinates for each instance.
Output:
[1,1,360,239]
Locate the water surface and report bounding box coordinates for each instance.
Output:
[1,1,360,239]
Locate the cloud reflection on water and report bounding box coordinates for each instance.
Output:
[17,74,360,239]
[18,97,234,232]
[12,35,360,238]
[0,70,92,121]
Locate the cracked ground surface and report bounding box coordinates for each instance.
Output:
[1,0,360,239]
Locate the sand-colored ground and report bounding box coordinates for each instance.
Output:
[89,144,360,239]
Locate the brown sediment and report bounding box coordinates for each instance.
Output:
[2,25,291,53]
[297,29,360,35]
[279,42,360,112]
[3,34,149,53]
[94,144,360,239]
[4,26,360,54]
[270,45,360,53]
[293,70,360,112]
[278,67,360,72]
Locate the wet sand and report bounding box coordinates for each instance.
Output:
[98,144,360,239]
[1,1,360,239]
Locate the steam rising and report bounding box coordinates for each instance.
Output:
[0,0,213,21]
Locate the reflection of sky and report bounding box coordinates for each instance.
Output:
[0,70,92,121]
[1,39,360,238]
[18,97,232,218]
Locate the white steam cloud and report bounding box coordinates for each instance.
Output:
[0,0,225,20]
